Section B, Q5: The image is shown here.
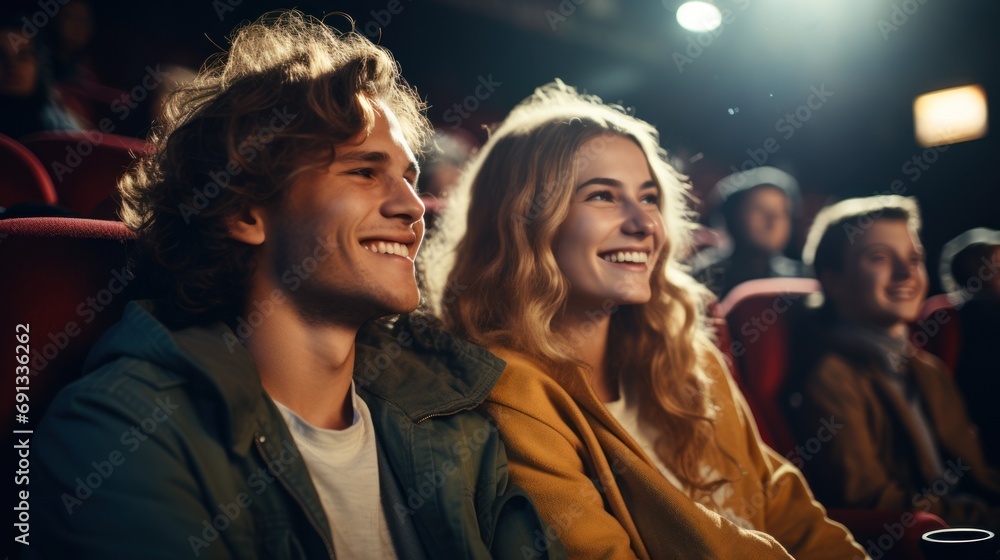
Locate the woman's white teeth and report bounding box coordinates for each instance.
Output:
[602,251,648,263]
[364,242,409,258]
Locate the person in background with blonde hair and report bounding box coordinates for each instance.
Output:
[424,81,864,559]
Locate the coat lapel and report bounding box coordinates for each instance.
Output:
[866,369,943,485]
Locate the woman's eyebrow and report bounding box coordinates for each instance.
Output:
[575,178,658,191]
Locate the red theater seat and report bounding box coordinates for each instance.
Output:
[0,217,147,436]
[715,277,820,453]
[715,277,948,560]
[0,134,58,209]
[1,217,151,560]
[19,131,151,218]
[916,294,962,374]
[708,311,779,447]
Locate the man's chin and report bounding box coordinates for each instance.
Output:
[371,289,421,317]
[283,283,419,325]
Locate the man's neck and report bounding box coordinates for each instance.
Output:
[242,288,361,430]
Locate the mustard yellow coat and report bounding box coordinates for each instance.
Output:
[481,347,867,560]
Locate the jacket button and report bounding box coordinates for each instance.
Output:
[258,435,266,443]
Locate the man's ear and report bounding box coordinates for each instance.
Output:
[226,205,268,246]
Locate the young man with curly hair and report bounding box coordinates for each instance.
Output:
[26,12,559,560]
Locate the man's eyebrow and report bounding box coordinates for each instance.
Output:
[858,242,923,255]
[337,150,419,176]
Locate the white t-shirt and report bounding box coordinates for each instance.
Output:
[604,393,755,530]
[603,396,687,491]
[274,384,398,559]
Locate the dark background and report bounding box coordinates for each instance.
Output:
[21,0,1000,289]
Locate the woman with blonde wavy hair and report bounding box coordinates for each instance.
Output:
[424,82,865,559]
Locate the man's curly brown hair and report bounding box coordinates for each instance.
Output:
[119,10,431,327]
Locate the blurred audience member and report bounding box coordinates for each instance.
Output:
[788,196,1000,530]
[417,130,474,232]
[1,13,83,138]
[940,227,1000,465]
[51,0,94,85]
[941,227,1000,304]
[48,0,100,127]
[691,166,803,298]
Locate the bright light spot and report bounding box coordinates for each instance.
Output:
[676,1,723,32]
[727,107,739,115]
[914,85,988,147]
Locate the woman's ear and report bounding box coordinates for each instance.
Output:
[226,205,268,246]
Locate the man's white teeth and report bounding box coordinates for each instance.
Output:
[363,242,409,258]
[602,251,648,263]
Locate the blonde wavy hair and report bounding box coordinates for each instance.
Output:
[423,81,736,495]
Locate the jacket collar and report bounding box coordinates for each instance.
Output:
[828,334,949,484]
[492,347,658,473]
[87,302,505,454]
[354,314,506,422]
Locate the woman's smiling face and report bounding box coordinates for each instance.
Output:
[553,134,666,312]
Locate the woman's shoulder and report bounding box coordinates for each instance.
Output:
[489,346,547,372]
[488,346,560,390]
[485,346,579,411]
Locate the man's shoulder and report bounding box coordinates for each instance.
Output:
[34,357,215,461]
[50,355,193,419]
[909,348,956,387]
[797,350,875,404]
[354,313,506,418]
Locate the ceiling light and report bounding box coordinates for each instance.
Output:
[914,85,988,147]
[676,1,723,32]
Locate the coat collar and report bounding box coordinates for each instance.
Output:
[829,334,962,484]
[87,302,505,455]
[494,347,659,473]
[354,314,506,422]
